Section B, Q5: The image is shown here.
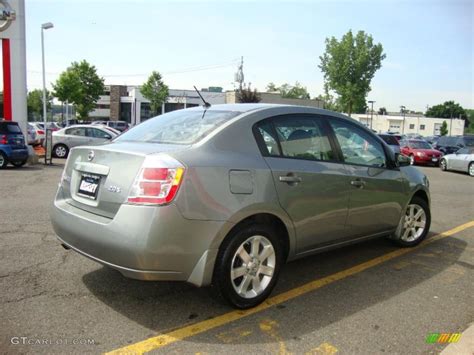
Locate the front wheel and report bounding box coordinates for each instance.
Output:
[392,196,431,247]
[212,223,283,309]
[440,159,447,171]
[0,152,8,168]
[409,154,415,165]
[469,162,474,177]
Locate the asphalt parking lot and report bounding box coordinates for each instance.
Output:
[1,161,473,354]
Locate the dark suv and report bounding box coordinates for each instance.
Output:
[0,121,29,168]
[433,135,474,155]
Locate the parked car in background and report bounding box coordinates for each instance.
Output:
[51,124,118,158]
[29,122,45,144]
[440,147,474,177]
[405,133,424,140]
[51,104,431,309]
[378,134,400,154]
[399,139,442,166]
[0,120,29,168]
[92,120,130,132]
[424,135,440,145]
[433,135,474,155]
[27,124,40,146]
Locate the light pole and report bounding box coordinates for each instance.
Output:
[41,22,53,163]
[400,105,406,134]
[368,100,375,130]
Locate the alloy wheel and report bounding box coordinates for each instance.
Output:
[230,235,276,299]
[409,155,415,165]
[440,159,447,171]
[469,163,474,177]
[400,204,427,243]
[55,145,67,158]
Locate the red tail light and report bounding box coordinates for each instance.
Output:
[127,155,185,205]
[37,130,45,135]
[0,135,7,144]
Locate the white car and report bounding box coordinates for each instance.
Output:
[440,147,474,177]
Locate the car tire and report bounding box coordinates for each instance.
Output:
[212,222,283,309]
[53,144,69,158]
[409,154,415,165]
[440,159,447,171]
[468,162,474,177]
[11,159,27,168]
[0,152,8,169]
[391,196,431,247]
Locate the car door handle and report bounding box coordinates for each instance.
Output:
[351,179,366,188]
[279,175,302,184]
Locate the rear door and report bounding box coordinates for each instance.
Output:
[64,127,89,148]
[327,119,406,237]
[255,115,351,253]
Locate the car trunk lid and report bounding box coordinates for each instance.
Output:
[61,142,190,218]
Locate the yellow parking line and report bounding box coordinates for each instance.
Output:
[105,221,474,355]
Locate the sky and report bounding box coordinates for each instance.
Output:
[24,0,473,112]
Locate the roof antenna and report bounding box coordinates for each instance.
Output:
[193,86,211,109]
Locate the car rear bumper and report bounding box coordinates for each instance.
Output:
[0,146,28,161]
[50,194,227,286]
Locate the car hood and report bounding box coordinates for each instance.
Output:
[412,149,441,155]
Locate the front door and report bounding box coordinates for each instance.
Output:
[327,119,407,237]
[255,115,351,253]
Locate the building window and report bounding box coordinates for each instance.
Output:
[96,104,110,109]
[140,102,154,121]
[120,103,132,123]
[409,124,415,129]
[420,124,426,130]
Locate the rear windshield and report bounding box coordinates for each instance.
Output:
[0,122,22,134]
[379,135,399,145]
[116,109,241,145]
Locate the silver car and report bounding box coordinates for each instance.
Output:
[51,124,118,158]
[51,104,431,308]
[440,147,474,176]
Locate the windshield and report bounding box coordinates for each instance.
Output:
[463,137,474,146]
[408,141,432,149]
[115,109,241,145]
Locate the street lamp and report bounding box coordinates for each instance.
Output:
[41,22,53,164]
[400,105,406,134]
[368,100,375,130]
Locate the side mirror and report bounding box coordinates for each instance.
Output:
[396,153,411,167]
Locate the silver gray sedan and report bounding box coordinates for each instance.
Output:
[440,147,474,176]
[51,125,118,158]
[51,104,431,308]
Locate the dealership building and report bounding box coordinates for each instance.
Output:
[90,85,466,137]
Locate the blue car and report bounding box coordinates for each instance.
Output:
[0,120,29,168]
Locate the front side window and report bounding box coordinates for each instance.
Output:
[329,120,387,167]
[87,128,111,139]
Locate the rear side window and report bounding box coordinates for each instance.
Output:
[255,115,335,161]
[0,122,22,134]
[116,109,241,145]
[66,127,86,136]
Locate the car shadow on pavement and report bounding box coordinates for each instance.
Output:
[82,231,467,345]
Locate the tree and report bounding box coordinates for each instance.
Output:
[378,107,387,115]
[141,71,169,115]
[27,89,53,120]
[426,101,467,122]
[237,83,261,103]
[265,81,310,99]
[319,30,386,116]
[440,121,448,136]
[53,60,105,120]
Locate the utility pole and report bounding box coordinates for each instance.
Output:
[368,100,375,130]
[234,56,244,91]
[400,105,406,134]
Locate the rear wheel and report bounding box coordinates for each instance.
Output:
[53,144,69,158]
[212,223,283,309]
[11,159,27,168]
[0,152,8,168]
[392,196,431,247]
[469,162,474,177]
[440,159,447,171]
